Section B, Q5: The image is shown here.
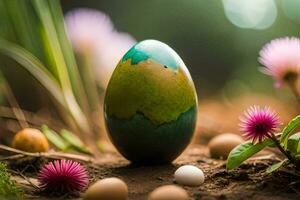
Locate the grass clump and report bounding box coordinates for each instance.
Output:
[0,162,23,200]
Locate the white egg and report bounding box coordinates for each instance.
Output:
[174,165,204,186]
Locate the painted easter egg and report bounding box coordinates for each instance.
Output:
[104,40,198,164]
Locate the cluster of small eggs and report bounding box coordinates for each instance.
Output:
[83,164,205,200]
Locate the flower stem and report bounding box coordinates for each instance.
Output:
[268,133,296,164]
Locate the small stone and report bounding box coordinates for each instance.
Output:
[148,185,189,200]
[174,165,205,186]
[208,133,244,159]
[83,177,128,200]
[12,128,49,152]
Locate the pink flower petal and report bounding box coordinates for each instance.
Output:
[37,160,89,192]
[259,37,300,87]
[239,106,280,143]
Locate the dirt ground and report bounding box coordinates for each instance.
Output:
[5,144,300,200]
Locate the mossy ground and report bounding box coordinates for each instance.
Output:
[4,145,300,200]
[0,162,23,200]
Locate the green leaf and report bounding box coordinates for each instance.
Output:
[60,129,92,155]
[32,0,91,135]
[280,115,300,149]
[42,125,68,150]
[2,0,46,62]
[47,0,90,114]
[0,39,66,107]
[226,139,274,170]
[0,39,90,136]
[266,159,287,173]
[287,132,300,154]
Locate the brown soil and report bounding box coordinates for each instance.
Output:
[8,145,300,200]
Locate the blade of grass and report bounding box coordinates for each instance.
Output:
[42,125,69,151]
[3,0,46,65]
[60,129,92,155]
[47,0,90,115]
[32,0,91,134]
[0,40,78,133]
[0,1,16,41]
[77,54,102,125]
[0,39,66,107]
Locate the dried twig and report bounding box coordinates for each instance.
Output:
[278,168,300,177]
[0,144,94,163]
[0,154,26,161]
[9,169,40,190]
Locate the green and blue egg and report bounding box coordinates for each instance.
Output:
[104,40,198,164]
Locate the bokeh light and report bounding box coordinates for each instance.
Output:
[222,0,277,30]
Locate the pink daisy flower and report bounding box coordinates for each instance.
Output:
[239,106,280,143]
[64,8,114,53]
[259,37,300,88]
[38,160,89,192]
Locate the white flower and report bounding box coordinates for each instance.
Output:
[65,8,136,88]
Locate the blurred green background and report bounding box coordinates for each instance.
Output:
[1,0,299,109]
[62,0,300,97]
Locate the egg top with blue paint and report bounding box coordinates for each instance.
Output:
[105,39,197,126]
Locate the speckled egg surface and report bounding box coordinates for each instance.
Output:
[104,40,198,164]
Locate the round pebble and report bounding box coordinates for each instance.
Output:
[83,177,128,200]
[12,128,49,152]
[148,185,189,200]
[174,165,205,186]
[208,133,244,159]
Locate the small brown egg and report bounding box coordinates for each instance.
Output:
[12,128,49,152]
[83,177,128,200]
[208,133,244,159]
[148,185,189,200]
